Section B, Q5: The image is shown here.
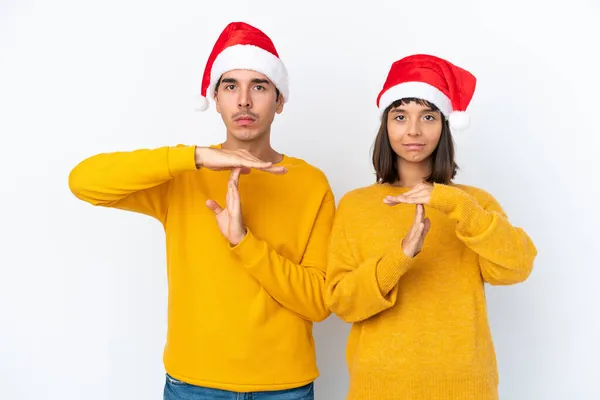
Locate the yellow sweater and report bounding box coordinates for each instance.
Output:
[325,182,537,400]
[68,144,335,392]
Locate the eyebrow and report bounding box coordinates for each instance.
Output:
[251,78,270,85]
[221,78,271,85]
[390,107,435,113]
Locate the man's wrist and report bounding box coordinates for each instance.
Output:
[194,146,206,169]
[229,228,248,247]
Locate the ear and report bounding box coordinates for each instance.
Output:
[275,95,284,114]
[214,91,221,114]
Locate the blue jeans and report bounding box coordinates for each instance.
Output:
[163,374,314,400]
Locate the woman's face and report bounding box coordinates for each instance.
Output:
[386,100,443,163]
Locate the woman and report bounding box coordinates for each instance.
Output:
[325,54,538,400]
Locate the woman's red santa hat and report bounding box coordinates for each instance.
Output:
[195,22,289,111]
[376,54,477,131]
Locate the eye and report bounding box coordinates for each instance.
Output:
[423,114,436,121]
[254,85,266,91]
[394,115,405,121]
[224,84,236,90]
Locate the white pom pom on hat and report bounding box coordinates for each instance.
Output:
[194,95,209,111]
[449,110,470,131]
[376,54,477,133]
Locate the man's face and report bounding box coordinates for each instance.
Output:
[214,69,284,142]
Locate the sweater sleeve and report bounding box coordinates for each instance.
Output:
[229,190,336,322]
[429,184,538,285]
[325,196,416,323]
[68,145,197,223]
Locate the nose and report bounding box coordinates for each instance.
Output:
[407,119,421,136]
[237,87,251,109]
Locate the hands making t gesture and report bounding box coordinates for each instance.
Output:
[206,168,248,246]
[197,147,287,246]
[383,183,434,258]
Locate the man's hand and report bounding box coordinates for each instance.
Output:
[195,146,287,174]
[206,168,247,246]
[401,204,431,258]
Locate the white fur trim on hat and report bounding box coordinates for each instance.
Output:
[378,81,452,117]
[207,44,289,103]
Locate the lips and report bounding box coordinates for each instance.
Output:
[234,116,256,126]
[403,143,425,151]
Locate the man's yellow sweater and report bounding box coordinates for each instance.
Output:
[325,182,537,400]
[68,144,335,392]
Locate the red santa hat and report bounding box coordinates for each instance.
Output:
[195,22,289,111]
[376,54,477,131]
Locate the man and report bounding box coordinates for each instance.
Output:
[69,21,335,400]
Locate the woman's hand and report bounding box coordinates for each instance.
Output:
[401,204,431,258]
[384,182,434,206]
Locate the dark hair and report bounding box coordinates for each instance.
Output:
[371,97,458,185]
[214,75,280,101]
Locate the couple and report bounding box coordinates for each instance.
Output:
[68,21,537,400]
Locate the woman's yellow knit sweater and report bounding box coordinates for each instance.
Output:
[325,182,537,400]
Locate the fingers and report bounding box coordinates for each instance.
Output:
[226,181,234,213]
[230,155,287,174]
[229,167,241,186]
[417,203,425,218]
[229,177,240,204]
[260,165,288,174]
[227,171,241,217]
[383,195,405,205]
[384,190,426,204]
[415,217,431,252]
[233,164,286,174]
[413,203,424,227]
[384,193,429,205]
[406,204,422,239]
[204,148,287,174]
[234,150,274,169]
[233,150,289,174]
[422,217,431,236]
[205,199,223,214]
[405,194,429,204]
[384,183,433,206]
[245,160,274,169]
[415,220,425,238]
[403,205,431,258]
[225,154,272,170]
[404,217,425,257]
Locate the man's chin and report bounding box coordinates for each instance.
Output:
[229,127,264,141]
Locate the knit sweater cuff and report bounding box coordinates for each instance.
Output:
[167,145,197,177]
[229,228,266,267]
[376,246,415,296]
[429,184,493,237]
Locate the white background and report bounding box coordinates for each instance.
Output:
[1,1,599,399]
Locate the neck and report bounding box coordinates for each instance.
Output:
[221,130,282,163]
[395,158,432,187]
